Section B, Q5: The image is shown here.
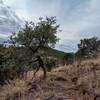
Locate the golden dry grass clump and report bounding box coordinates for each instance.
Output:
[0,79,28,100]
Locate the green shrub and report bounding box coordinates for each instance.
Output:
[62,53,74,65]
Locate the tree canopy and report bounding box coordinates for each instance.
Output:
[7,16,60,79]
[8,17,60,55]
[76,37,100,59]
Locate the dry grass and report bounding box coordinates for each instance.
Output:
[1,57,100,100]
[51,57,100,98]
[40,90,55,100]
[0,79,28,100]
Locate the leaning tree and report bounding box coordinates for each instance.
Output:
[8,16,60,78]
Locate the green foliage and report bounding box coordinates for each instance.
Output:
[0,45,34,83]
[8,17,60,52]
[46,48,66,59]
[44,48,66,66]
[76,37,100,60]
[0,46,16,82]
[78,37,100,51]
[0,16,60,83]
[0,45,11,83]
[62,53,74,65]
[44,57,57,72]
[8,17,60,78]
[0,44,6,66]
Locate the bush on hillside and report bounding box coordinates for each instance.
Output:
[62,53,74,65]
[75,37,100,60]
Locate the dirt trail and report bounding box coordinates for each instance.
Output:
[54,78,100,100]
[28,76,81,100]
[47,74,96,100]
[26,70,99,100]
[53,81,80,100]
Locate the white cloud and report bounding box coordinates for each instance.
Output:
[58,0,100,40]
[3,0,28,20]
[2,0,100,52]
[0,33,9,38]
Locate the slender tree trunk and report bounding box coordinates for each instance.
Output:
[41,66,46,79]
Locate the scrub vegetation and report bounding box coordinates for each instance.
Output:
[0,16,100,100]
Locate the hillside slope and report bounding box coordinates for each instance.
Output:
[46,48,66,59]
[0,57,100,100]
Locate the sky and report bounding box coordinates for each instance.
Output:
[2,0,100,52]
